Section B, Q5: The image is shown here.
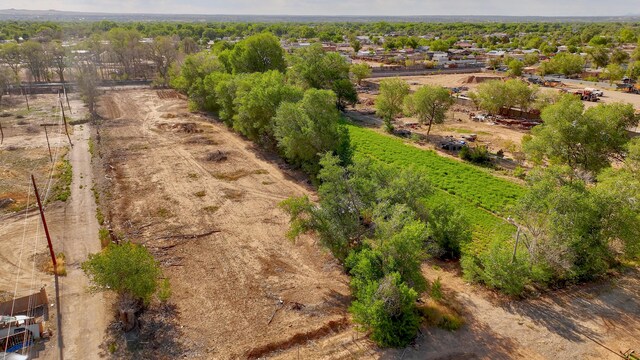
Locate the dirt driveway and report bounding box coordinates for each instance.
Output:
[95,89,350,359]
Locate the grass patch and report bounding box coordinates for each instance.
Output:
[88,137,95,158]
[41,253,67,276]
[202,205,220,213]
[51,159,72,202]
[212,169,269,181]
[419,298,465,331]
[99,227,110,248]
[156,207,172,218]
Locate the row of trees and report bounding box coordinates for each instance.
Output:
[0,29,195,86]
[463,96,640,295]
[171,33,355,177]
[2,20,639,51]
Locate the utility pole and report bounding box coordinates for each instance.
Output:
[21,87,29,111]
[40,124,56,162]
[63,85,71,113]
[59,98,73,147]
[31,175,57,272]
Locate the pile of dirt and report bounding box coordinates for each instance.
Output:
[156,90,183,100]
[462,75,502,84]
[206,150,228,162]
[157,122,202,133]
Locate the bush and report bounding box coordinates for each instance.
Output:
[426,203,472,259]
[350,273,420,347]
[459,145,491,164]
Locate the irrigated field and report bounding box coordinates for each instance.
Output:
[348,124,520,243]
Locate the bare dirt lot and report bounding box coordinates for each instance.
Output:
[367,72,506,91]
[95,89,350,359]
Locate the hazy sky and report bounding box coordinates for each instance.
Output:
[2,0,637,16]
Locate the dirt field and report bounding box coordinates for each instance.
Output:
[367,72,506,91]
[94,89,350,359]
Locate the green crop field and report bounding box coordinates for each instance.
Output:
[347,124,522,243]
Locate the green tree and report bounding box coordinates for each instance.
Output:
[524,97,638,173]
[75,62,100,116]
[404,85,453,136]
[288,44,351,90]
[610,49,630,66]
[601,63,625,85]
[0,43,22,78]
[273,89,349,175]
[551,52,585,76]
[82,242,163,330]
[375,78,410,132]
[350,63,372,85]
[229,32,286,74]
[425,203,472,259]
[587,46,610,69]
[508,59,524,77]
[0,67,17,106]
[332,78,358,110]
[232,70,303,143]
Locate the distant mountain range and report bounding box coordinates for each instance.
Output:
[1,8,639,23]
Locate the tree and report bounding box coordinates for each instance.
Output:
[149,36,180,87]
[288,44,351,90]
[610,49,630,66]
[425,203,472,259]
[601,63,624,85]
[82,242,163,331]
[524,97,638,173]
[0,43,22,78]
[75,62,100,116]
[404,85,453,136]
[350,63,372,85]
[508,59,524,77]
[48,41,68,82]
[21,40,47,82]
[332,78,358,110]
[232,70,302,143]
[229,32,286,74]
[627,61,640,82]
[0,67,17,106]
[273,89,349,175]
[107,28,143,79]
[587,46,610,69]
[551,52,585,76]
[375,78,410,132]
[351,39,362,53]
[523,53,540,66]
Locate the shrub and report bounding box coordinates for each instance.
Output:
[459,145,491,165]
[350,273,420,347]
[426,203,472,259]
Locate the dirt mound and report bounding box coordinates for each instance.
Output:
[156,90,183,100]
[462,75,502,84]
[206,150,228,162]
[245,317,349,359]
[157,122,202,133]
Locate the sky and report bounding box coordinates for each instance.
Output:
[1,0,638,17]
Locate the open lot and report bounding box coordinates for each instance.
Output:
[94,89,350,358]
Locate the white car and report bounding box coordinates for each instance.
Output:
[585,88,604,96]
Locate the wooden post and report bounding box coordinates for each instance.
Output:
[22,87,29,111]
[59,98,73,147]
[43,125,53,162]
[0,121,3,145]
[31,175,57,272]
[63,85,71,113]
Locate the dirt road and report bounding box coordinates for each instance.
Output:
[54,124,110,359]
[95,90,350,359]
